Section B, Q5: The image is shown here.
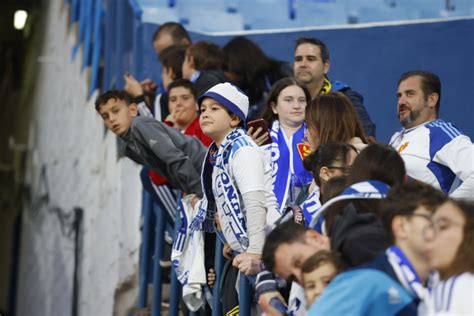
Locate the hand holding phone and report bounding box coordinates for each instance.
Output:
[247,118,272,146]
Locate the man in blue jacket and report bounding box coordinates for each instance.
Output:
[293,37,376,140]
[307,181,446,316]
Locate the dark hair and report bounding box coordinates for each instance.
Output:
[442,199,474,279]
[260,77,311,126]
[321,176,348,204]
[159,44,187,79]
[398,70,441,115]
[306,92,367,146]
[348,143,406,187]
[380,181,447,244]
[301,250,345,275]
[186,41,224,71]
[223,36,289,104]
[262,221,310,272]
[95,90,132,112]
[303,141,356,187]
[152,22,191,44]
[295,37,330,64]
[167,78,198,99]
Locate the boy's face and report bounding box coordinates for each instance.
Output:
[98,98,138,136]
[168,86,198,129]
[303,262,337,306]
[199,97,240,143]
[181,54,194,80]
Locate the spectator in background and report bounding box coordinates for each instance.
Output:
[182,41,228,96]
[305,92,368,152]
[152,21,191,54]
[421,199,474,315]
[308,181,447,316]
[293,37,376,140]
[389,70,474,200]
[257,77,313,214]
[222,36,292,121]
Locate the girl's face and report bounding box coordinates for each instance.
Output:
[271,85,307,129]
[199,98,240,145]
[425,201,465,277]
[319,149,357,188]
[303,262,338,307]
[181,54,194,80]
[305,125,320,151]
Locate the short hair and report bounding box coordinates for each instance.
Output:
[295,37,330,64]
[159,44,187,79]
[260,77,311,126]
[262,221,310,272]
[380,181,447,244]
[303,141,356,187]
[152,22,191,44]
[186,41,224,71]
[443,199,474,278]
[398,70,441,115]
[305,92,367,146]
[167,78,198,99]
[348,143,406,187]
[95,90,132,112]
[301,250,346,275]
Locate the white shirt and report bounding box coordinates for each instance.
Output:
[420,272,474,315]
[390,119,474,200]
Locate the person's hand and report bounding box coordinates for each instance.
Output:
[123,73,144,97]
[207,268,216,287]
[140,78,157,95]
[259,292,286,316]
[190,195,200,208]
[223,243,233,260]
[247,126,270,146]
[367,135,377,144]
[232,252,262,276]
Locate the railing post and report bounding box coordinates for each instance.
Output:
[138,190,154,308]
[151,202,166,316]
[212,238,224,316]
[239,273,252,316]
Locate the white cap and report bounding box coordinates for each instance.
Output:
[198,82,249,122]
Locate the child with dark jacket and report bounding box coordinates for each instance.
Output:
[95,90,206,196]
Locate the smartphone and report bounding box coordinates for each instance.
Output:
[247,118,272,146]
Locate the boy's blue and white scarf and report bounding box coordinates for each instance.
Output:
[387,246,428,300]
[309,180,390,232]
[190,128,256,253]
[268,121,312,213]
[301,187,322,226]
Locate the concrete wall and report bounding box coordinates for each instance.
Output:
[15,1,142,315]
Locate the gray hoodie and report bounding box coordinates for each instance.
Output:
[120,116,206,196]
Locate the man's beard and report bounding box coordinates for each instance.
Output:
[399,108,421,128]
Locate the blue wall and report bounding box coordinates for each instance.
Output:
[139,18,474,142]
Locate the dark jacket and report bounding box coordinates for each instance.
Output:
[330,202,389,267]
[120,116,206,196]
[195,69,228,97]
[331,80,376,138]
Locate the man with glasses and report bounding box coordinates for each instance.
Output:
[305,181,447,316]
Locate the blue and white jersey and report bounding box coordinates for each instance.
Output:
[420,272,474,315]
[390,119,474,199]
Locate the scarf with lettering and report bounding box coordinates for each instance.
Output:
[269,120,312,213]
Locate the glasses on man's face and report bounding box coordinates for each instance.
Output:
[421,217,464,241]
[326,165,351,174]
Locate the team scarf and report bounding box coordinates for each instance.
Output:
[301,187,322,226]
[386,246,428,300]
[309,180,390,231]
[189,128,255,253]
[269,121,312,213]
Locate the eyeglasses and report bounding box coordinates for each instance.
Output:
[422,218,464,241]
[326,165,351,174]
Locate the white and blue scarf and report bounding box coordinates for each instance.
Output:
[309,180,390,232]
[300,187,322,227]
[190,128,257,253]
[268,121,312,213]
[387,246,428,300]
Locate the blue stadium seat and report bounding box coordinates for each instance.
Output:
[141,5,179,24]
[296,1,348,26]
